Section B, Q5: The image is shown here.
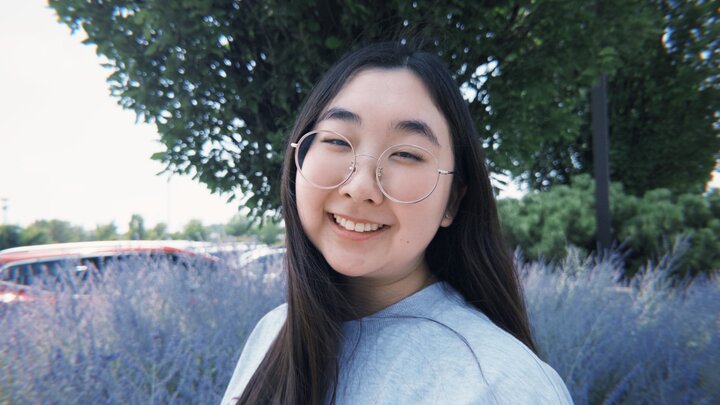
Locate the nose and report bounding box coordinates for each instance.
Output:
[337,154,384,204]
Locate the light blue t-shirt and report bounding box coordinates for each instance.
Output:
[221,282,573,404]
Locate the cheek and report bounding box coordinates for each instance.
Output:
[295,175,324,234]
[405,183,452,240]
[423,182,452,219]
[397,194,448,244]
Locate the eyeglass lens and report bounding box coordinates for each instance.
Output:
[295,131,440,203]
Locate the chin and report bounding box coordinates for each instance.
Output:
[324,255,373,278]
[329,263,371,278]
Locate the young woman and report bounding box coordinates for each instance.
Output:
[222,42,573,405]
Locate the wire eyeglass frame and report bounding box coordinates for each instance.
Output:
[290,130,454,204]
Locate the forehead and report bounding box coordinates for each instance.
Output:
[319,68,451,149]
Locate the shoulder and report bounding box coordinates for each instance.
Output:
[240,303,287,355]
[256,303,288,330]
[442,290,572,404]
[369,286,573,404]
[220,304,287,405]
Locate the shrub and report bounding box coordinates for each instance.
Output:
[498,174,720,278]
[0,250,285,404]
[525,247,720,404]
[1,246,717,403]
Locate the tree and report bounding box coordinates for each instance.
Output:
[182,219,207,241]
[94,222,119,240]
[225,213,254,238]
[50,0,662,217]
[559,0,720,196]
[19,219,86,245]
[20,223,50,246]
[146,222,169,239]
[126,214,146,240]
[0,225,22,250]
[253,221,284,246]
[612,0,719,195]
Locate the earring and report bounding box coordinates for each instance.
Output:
[444,213,451,219]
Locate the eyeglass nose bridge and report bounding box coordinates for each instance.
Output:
[355,152,378,160]
[347,153,382,182]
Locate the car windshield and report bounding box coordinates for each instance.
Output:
[1,257,103,288]
[0,251,207,291]
[1,260,64,286]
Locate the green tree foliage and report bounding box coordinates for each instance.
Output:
[498,175,720,278]
[0,225,22,250]
[181,219,207,241]
[253,221,284,245]
[19,219,87,245]
[224,213,284,244]
[177,216,284,242]
[50,0,667,216]
[94,222,119,240]
[126,214,146,240]
[146,222,169,239]
[560,0,720,195]
[0,214,283,250]
[18,223,49,246]
[225,213,254,238]
[607,23,719,193]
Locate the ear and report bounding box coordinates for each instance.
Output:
[440,185,466,227]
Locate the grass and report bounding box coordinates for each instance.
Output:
[0,246,717,404]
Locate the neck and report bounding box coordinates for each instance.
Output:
[345,262,437,319]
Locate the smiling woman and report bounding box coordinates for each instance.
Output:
[294,69,456,305]
[222,42,573,405]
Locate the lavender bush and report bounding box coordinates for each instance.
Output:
[525,246,720,404]
[0,244,717,404]
[0,250,285,404]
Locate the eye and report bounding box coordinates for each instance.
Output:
[392,150,424,162]
[320,137,352,148]
[322,138,351,148]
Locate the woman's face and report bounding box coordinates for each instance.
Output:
[296,68,456,287]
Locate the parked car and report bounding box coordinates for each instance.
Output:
[201,241,285,272]
[0,240,217,306]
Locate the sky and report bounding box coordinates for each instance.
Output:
[0,1,239,233]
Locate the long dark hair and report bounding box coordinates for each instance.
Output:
[237,42,536,404]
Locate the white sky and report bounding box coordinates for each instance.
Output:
[0,1,239,233]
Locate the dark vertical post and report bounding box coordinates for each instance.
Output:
[1,198,7,225]
[592,74,612,250]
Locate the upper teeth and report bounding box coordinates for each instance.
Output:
[333,214,385,232]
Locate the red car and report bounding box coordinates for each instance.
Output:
[0,240,216,305]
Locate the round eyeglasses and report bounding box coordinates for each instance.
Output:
[291,130,454,204]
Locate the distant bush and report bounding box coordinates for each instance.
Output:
[498,174,720,278]
[1,246,717,403]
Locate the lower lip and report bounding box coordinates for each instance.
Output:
[327,213,389,241]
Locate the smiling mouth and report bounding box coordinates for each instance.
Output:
[331,214,387,233]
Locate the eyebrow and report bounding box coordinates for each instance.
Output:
[394,119,440,146]
[318,107,361,125]
[318,107,440,147]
